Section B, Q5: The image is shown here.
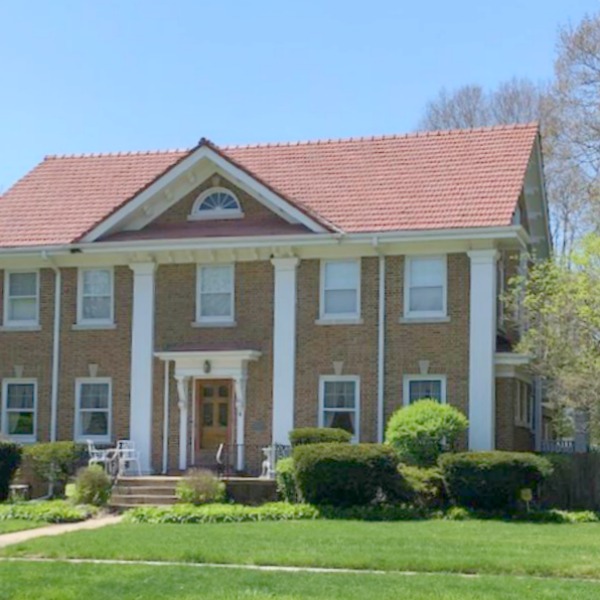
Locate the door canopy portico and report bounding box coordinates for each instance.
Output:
[155,345,261,471]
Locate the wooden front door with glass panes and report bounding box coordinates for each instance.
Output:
[197,381,231,449]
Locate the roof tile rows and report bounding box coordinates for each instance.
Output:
[0,124,538,248]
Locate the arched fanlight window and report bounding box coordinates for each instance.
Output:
[190,187,243,220]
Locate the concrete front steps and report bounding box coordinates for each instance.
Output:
[110,476,179,509]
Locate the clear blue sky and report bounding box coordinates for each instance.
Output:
[1,0,599,190]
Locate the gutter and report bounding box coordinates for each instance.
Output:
[42,251,61,442]
[372,237,386,443]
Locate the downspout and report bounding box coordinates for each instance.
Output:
[373,238,386,443]
[162,360,170,474]
[42,251,61,442]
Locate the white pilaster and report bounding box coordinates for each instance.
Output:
[176,375,190,471]
[467,250,499,451]
[271,257,299,446]
[129,262,156,473]
[234,373,247,471]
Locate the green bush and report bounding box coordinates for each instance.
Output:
[289,428,351,447]
[73,465,112,506]
[175,469,225,505]
[124,502,320,524]
[293,443,401,506]
[0,500,96,523]
[0,442,22,502]
[385,400,468,466]
[399,464,446,509]
[439,451,553,511]
[22,442,87,497]
[275,457,298,503]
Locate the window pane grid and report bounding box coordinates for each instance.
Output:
[77,382,110,439]
[198,266,233,320]
[80,270,112,322]
[408,380,442,403]
[406,257,445,315]
[4,383,35,437]
[321,379,358,439]
[322,261,359,316]
[7,273,38,323]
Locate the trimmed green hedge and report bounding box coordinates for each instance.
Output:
[289,428,351,447]
[0,500,96,523]
[399,465,446,509]
[439,451,553,511]
[293,443,400,506]
[0,442,22,502]
[275,457,297,503]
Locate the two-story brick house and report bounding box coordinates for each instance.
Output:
[0,124,550,473]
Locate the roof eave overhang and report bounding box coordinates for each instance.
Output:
[0,225,529,258]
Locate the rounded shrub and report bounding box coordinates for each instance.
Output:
[73,465,112,506]
[275,457,298,503]
[176,468,226,505]
[293,443,400,506]
[0,442,22,502]
[385,400,468,466]
[289,428,351,447]
[439,451,553,511]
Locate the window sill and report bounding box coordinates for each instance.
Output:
[6,436,36,444]
[0,325,41,332]
[72,323,117,331]
[399,316,450,324]
[315,318,364,326]
[191,320,237,328]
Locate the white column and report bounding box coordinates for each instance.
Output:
[234,373,247,471]
[271,257,299,446]
[129,262,156,473]
[467,250,499,451]
[176,375,190,471]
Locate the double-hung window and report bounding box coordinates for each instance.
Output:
[75,378,112,443]
[404,256,447,319]
[1,379,37,442]
[77,268,114,325]
[319,376,360,442]
[320,259,361,321]
[196,265,235,324]
[4,271,39,327]
[403,375,447,405]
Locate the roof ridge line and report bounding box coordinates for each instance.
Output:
[43,148,191,160]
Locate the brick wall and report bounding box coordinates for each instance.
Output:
[384,254,470,444]
[495,377,534,451]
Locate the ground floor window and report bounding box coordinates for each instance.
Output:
[403,375,447,405]
[75,378,112,443]
[1,379,37,441]
[515,380,533,429]
[319,376,360,442]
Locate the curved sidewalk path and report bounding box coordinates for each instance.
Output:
[0,515,122,548]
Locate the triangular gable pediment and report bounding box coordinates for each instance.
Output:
[82,141,329,242]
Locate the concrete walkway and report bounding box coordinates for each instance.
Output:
[0,515,122,548]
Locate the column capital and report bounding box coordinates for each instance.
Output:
[467,249,500,264]
[271,257,300,271]
[129,261,156,275]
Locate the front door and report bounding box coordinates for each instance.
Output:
[196,380,232,450]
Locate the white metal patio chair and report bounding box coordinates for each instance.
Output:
[116,439,142,477]
[87,440,109,468]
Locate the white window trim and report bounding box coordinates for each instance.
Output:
[188,187,244,221]
[76,267,115,326]
[319,259,361,322]
[318,375,360,443]
[3,270,40,329]
[403,374,447,406]
[515,380,534,430]
[1,378,37,443]
[195,264,235,325]
[74,377,112,443]
[497,255,506,331]
[403,255,448,320]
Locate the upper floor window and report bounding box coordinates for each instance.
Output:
[320,259,361,321]
[403,375,447,405]
[77,268,114,325]
[189,187,243,221]
[1,379,37,442]
[3,271,39,327]
[196,264,235,324]
[404,256,447,319]
[75,378,112,443]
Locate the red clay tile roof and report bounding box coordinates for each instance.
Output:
[0,124,539,248]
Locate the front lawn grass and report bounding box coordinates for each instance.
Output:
[1,561,600,600]
[0,520,44,534]
[5,519,600,579]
